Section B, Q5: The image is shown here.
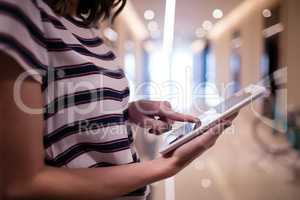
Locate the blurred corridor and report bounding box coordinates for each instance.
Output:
[101,0,300,199]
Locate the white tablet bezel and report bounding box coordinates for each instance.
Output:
[159,84,267,155]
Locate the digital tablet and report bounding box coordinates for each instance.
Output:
[159,84,267,155]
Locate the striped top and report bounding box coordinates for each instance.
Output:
[0,0,148,199]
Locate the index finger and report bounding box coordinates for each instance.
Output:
[162,110,199,123]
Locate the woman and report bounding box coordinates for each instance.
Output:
[0,0,235,199]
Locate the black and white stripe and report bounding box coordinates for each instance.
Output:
[44,113,128,148]
[73,33,104,47]
[45,138,132,167]
[44,87,130,119]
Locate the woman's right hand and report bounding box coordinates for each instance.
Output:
[157,114,237,178]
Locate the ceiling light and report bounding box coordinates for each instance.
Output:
[212,9,223,19]
[144,9,155,20]
[202,20,213,31]
[263,23,284,38]
[148,21,159,32]
[195,27,206,38]
[262,9,272,18]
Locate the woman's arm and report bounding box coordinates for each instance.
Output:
[0,52,233,200]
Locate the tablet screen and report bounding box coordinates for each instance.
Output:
[166,122,196,144]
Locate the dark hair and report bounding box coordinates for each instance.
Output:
[46,0,126,27]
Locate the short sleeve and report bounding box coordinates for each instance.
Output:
[0,0,48,83]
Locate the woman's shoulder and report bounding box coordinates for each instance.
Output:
[0,0,49,83]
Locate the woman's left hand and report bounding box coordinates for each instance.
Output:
[128,100,198,135]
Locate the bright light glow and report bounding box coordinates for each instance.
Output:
[103,27,118,41]
[163,1,176,199]
[147,20,159,32]
[212,9,223,19]
[170,49,193,110]
[262,9,272,18]
[147,0,176,100]
[204,48,221,107]
[162,0,176,80]
[144,9,155,20]
[195,27,206,38]
[148,48,166,84]
[202,20,213,31]
[124,53,135,81]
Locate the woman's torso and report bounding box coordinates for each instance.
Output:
[0,0,148,198]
